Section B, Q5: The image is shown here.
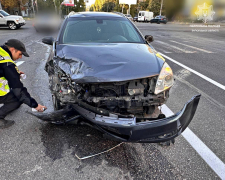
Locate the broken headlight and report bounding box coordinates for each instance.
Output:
[154,62,174,94]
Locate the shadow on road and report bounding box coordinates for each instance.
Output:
[39,123,180,179]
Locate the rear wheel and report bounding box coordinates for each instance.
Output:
[8,22,17,30]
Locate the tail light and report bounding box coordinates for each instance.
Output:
[161,18,163,20]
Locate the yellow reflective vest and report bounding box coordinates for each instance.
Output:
[0,47,17,96]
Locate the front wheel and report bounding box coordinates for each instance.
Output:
[8,22,17,30]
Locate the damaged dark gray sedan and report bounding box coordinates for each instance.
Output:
[34,12,200,143]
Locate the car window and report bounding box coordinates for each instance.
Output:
[0,10,10,16]
[139,12,145,16]
[62,18,143,44]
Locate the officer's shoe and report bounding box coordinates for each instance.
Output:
[0,119,15,129]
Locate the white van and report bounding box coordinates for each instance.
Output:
[138,11,153,22]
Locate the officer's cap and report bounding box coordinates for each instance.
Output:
[5,39,29,57]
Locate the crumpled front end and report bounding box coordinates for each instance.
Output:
[33,49,201,143]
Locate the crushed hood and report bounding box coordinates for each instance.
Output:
[55,43,164,83]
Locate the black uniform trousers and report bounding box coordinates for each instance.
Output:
[0,92,22,119]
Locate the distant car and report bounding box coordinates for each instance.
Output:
[33,14,61,33]
[0,10,26,30]
[124,14,133,21]
[133,16,138,22]
[150,16,167,24]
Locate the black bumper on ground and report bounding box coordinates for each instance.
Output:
[72,95,201,143]
[29,95,200,143]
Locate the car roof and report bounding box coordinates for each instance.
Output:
[68,12,125,18]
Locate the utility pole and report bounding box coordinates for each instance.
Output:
[159,0,163,16]
[53,0,57,13]
[0,1,2,10]
[122,4,124,13]
[35,0,38,14]
[31,0,35,16]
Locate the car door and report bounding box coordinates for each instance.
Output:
[0,13,6,25]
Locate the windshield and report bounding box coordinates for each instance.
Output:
[0,10,10,16]
[62,18,143,44]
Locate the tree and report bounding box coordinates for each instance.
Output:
[164,0,185,20]
[138,0,149,11]
[101,0,115,12]
[0,0,18,10]
[147,0,161,16]
[54,0,63,14]
[37,0,55,12]
[94,0,103,11]
[0,0,29,15]
[89,4,94,11]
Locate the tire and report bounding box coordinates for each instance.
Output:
[52,94,61,110]
[8,22,17,30]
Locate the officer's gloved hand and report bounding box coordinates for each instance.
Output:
[35,104,47,112]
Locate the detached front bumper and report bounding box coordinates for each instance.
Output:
[30,95,200,143]
[73,95,201,143]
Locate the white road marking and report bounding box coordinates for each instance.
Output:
[16,61,25,67]
[159,53,225,91]
[24,165,42,174]
[170,40,213,53]
[161,104,225,179]
[156,40,195,53]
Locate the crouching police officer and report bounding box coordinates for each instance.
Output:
[0,39,47,129]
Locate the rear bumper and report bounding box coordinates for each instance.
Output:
[72,95,201,143]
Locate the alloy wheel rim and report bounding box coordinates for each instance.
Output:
[9,23,16,29]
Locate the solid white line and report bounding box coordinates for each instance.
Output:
[170,40,213,53]
[16,61,25,67]
[161,104,225,179]
[156,40,195,53]
[159,53,225,91]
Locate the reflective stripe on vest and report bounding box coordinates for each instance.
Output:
[0,47,16,96]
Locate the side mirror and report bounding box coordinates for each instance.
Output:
[42,37,55,45]
[145,35,154,43]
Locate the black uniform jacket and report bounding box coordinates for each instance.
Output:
[0,45,38,108]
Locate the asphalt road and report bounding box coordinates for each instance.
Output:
[0,20,224,180]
